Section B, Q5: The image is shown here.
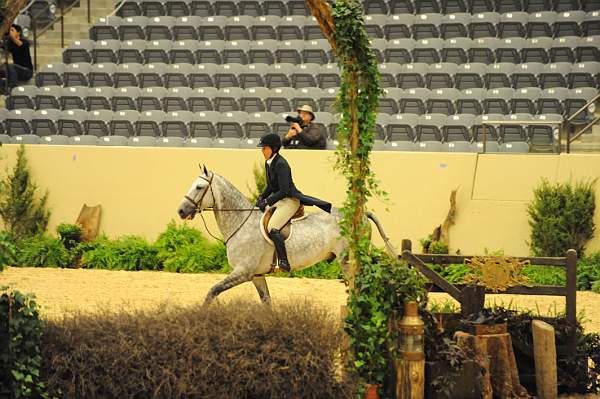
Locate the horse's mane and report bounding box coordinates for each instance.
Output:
[212,173,253,210]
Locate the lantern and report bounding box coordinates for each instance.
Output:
[398,301,424,360]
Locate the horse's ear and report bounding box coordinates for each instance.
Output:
[203,164,209,175]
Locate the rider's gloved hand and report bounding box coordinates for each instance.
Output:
[256,198,267,212]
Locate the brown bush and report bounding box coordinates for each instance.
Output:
[42,300,356,399]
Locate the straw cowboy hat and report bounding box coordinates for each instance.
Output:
[296,104,315,120]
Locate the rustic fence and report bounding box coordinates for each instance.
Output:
[400,239,577,350]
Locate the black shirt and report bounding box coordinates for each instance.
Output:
[8,39,33,71]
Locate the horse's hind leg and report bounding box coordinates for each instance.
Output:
[252,275,271,305]
[204,268,252,305]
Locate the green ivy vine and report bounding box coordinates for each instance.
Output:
[329,0,423,396]
[344,250,428,396]
[0,288,52,399]
[332,0,385,277]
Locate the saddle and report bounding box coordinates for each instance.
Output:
[260,204,305,243]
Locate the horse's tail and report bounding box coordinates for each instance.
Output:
[367,211,399,259]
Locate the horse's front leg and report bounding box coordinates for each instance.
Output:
[252,275,271,305]
[204,267,253,305]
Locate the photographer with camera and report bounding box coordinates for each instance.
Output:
[0,24,33,94]
[282,105,326,150]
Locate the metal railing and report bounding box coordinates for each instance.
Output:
[25,0,92,70]
[564,91,600,153]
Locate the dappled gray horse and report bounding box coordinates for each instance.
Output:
[177,166,392,305]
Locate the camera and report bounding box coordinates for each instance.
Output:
[285,115,302,124]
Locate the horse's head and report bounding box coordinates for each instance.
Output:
[177,165,215,220]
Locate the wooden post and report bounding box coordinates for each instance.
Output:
[532,320,557,399]
[401,239,412,253]
[397,358,425,399]
[565,249,577,353]
[460,285,485,318]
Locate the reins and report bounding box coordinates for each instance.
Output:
[184,174,257,245]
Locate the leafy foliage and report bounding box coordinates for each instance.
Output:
[5,218,351,279]
[162,241,230,273]
[330,0,391,392]
[345,249,427,395]
[0,231,16,270]
[331,0,384,277]
[528,179,596,257]
[576,252,600,290]
[423,310,471,397]
[420,235,449,254]
[16,235,70,268]
[441,263,471,283]
[246,162,266,204]
[81,236,159,271]
[0,145,51,239]
[278,259,344,279]
[154,221,230,273]
[56,223,82,251]
[0,288,51,399]
[522,265,566,286]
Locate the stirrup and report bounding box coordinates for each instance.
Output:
[269,262,287,274]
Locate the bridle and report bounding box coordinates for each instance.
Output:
[183,173,257,245]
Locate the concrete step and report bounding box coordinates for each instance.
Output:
[35,55,63,66]
[52,23,91,30]
[580,135,600,143]
[33,39,68,46]
[33,49,65,57]
[42,25,91,34]
[569,142,600,153]
[70,8,114,18]
[39,30,90,41]
[576,122,600,143]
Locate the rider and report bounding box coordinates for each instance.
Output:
[256,133,332,271]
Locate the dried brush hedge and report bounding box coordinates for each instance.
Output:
[42,300,356,399]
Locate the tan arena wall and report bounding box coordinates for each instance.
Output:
[1,144,600,256]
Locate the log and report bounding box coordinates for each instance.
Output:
[440,188,458,246]
[75,204,102,242]
[456,330,530,398]
[532,320,557,399]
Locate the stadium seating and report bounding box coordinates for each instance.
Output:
[5,0,600,151]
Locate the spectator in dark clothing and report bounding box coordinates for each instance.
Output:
[282,105,327,150]
[0,24,34,93]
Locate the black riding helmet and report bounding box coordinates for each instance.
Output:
[257,133,282,152]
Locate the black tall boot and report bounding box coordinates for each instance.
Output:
[269,228,290,272]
